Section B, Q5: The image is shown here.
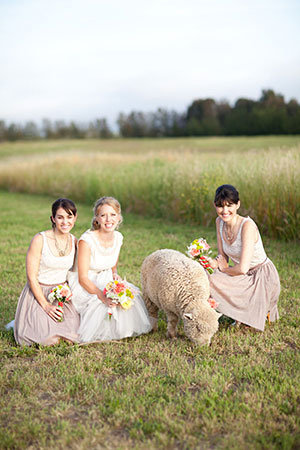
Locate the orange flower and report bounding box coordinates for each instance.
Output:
[208,298,218,309]
[114,282,126,294]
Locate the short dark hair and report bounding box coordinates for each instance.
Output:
[51,198,77,228]
[214,185,239,207]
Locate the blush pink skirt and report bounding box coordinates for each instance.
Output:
[209,258,280,331]
[14,282,80,346]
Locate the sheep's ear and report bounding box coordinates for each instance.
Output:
[183,313,193,320]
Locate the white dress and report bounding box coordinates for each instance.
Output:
[67,230,152,342]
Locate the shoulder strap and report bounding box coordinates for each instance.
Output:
[237,217,248,234]
[79,230,93,249]
[219,219,224,232]
[116,231,123,246]
[39,231,47,248]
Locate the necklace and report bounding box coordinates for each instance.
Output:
[53,232,69,256]
[224,218,239,243]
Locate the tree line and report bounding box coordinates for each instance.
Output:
[1,89,300,141]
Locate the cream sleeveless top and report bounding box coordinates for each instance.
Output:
[38,232,76,284]
[220,217,267,269]
[77,230,123,273]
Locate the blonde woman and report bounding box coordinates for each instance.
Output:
[68,196,152,342]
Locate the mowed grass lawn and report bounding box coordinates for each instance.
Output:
[0,191,299,450]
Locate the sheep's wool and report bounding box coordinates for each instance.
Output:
[141,249,220,346]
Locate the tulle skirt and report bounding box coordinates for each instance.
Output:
[67,269,152,343]
[209,258,280,331]
[14,282,80,346]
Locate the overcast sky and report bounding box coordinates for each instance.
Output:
[1,0,299,127]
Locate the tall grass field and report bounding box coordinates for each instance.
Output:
[0,136,299,449]
[0,135,300,240]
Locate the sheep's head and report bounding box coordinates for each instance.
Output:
[183,308,221,346]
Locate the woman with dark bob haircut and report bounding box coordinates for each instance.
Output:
[208,185,280,331]
[13,198,80,346]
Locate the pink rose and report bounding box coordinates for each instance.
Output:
[191,248,200,257]
[60,288,69,298]
[208,298,218,309]
[114,283,126,294]
[199,239,210,251]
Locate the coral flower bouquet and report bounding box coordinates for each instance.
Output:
[103,279,135,319]
[48,283,72,322]
[187,238,214,274]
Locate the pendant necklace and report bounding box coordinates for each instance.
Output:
[224,224,234,242]
[53,232,69,256]
[224,218,239,243]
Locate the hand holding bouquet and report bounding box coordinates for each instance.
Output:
[187,238,214,274]
[48,283,72,322]
[103,279,135,319]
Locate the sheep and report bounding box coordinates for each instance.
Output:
[141,249,221,345]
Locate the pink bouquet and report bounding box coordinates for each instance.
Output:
[48,283,72,322]
[187,238,214,274]
[103,279,135,319]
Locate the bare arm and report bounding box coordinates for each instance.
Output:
[69,236,78,271]
[26,234,63,321]
[209,218,229,269]
[218,220,257,276]
[112,257,122,280]
[77,240,116,306]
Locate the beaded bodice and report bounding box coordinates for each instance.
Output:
[220,217,267,268]
[77,230,123,272]
[38,232,76,284]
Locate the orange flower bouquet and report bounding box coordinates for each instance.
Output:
[103,279,135,319]
[48,283,72,322]
[187,238,214,274]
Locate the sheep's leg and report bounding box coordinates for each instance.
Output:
[142,293,159,331]
[166,311,179,339]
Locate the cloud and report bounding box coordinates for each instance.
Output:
[0,0,299,124]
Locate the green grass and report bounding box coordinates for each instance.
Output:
[0,191,299,449]
[0,136,300,240]
[0,135,299,159]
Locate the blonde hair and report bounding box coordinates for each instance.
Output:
[91,196,123,230]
